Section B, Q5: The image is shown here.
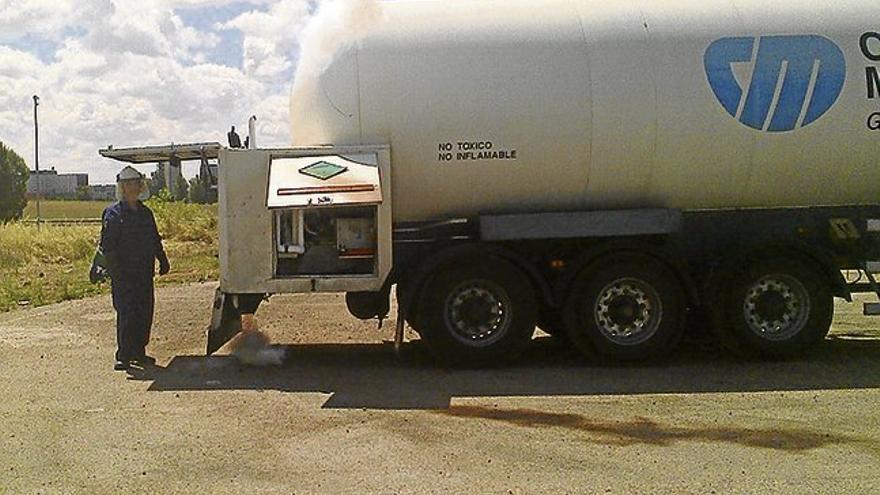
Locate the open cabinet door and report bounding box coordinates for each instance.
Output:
[267,155,382,209]
[218,146,391,297]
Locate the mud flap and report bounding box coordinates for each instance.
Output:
[207,289,243,355]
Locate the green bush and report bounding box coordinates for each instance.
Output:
[146,199,217,243]
[0,142,29,222]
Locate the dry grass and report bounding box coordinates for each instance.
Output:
[0,200,218,312]
[23,200,108,219]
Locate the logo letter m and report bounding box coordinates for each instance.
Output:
[705,35,846,132]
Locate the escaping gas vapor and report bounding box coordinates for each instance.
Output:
[230,330,286,366]
[289,0,385,142]
[230,315,286,366]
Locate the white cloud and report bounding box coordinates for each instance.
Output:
[0,0,78,41]
[0,0,306,184]
[219,0,310,80]
[219,0,309,39]
[0,45,45,78]
[74,0,222,62]
[169,0,273,8]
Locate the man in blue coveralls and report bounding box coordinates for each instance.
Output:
[100,166,170,370]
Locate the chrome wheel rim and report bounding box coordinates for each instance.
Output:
[444,280,512,347]
[742,274,810,341]
[593,278,662,346]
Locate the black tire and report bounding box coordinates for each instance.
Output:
[563,255,685,362]
[710,258,832,359]
[537,308,568,338]
[538,307,571,347]
[415,257,538,367]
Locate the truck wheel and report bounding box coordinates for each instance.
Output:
[563,256,685,361]
[415,257,537,367]
[712,259,832,358]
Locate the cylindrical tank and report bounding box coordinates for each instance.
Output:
[291,0,880,223]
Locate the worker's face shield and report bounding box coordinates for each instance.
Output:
[116,178,150,202]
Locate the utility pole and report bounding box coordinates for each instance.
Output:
[33,95,41,230]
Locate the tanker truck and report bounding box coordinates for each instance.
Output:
[101,0,880,367]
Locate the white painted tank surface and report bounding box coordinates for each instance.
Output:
[290,0,880,222]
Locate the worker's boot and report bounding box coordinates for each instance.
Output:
[132,354,156,365]
[113,360,129,371]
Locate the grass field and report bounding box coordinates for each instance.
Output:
[1,200,218,312]
[23,200,108,219]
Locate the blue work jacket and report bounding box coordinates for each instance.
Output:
[100,201,168,280]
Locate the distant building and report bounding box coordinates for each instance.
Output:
[88,184,116,201]
[27,168,88,199]
[162,160,184,197]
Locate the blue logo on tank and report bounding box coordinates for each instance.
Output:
[705,35,846,132]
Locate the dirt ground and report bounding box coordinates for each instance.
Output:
[1,282,878,494]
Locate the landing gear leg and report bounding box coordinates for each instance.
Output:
[394,301,405,356]
[207,290,264,355]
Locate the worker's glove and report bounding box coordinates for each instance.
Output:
[159,259,170,276]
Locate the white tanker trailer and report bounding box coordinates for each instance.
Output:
[102,0,880,366]
[291,0,880,221]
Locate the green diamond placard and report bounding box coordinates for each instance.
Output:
[299,161,348,181]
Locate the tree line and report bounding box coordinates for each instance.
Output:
[0,141,215,222]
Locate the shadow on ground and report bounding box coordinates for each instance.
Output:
[434,405,871,452]
[128,335,880,409]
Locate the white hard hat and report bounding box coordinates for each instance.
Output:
[117,165,145,182]
[115,166,150,201]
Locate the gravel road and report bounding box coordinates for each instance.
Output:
[1,282,878,494]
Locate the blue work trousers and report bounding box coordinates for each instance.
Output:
[112,275,154,361]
